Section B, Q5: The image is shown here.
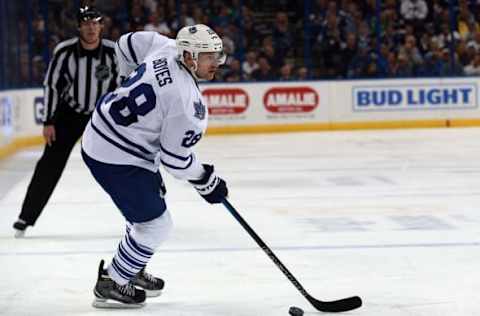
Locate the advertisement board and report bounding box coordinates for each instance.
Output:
[0,94,14,146]
[3,77,480,158]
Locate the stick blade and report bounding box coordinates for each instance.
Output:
[307,294,362,313]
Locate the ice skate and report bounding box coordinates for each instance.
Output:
[92,260,146,308]
[133,267,165,297]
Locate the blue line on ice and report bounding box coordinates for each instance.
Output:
[1,241,480,256]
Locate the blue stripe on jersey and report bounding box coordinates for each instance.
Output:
[160,157,193,170]
[127,33,138,64]
[159,143,192,161]
[90,121,155,163]
[95,92,109,108]
[116,40,131,63]
[96,107,153,155]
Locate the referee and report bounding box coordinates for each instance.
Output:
[13,6,119,237]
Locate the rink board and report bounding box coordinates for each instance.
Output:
[1,77,480,158]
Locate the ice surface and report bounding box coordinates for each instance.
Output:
[2,128,480,315]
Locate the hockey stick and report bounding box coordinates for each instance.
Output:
[221,198,362,313]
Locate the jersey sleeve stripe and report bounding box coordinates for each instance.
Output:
[116,39,131,64]
[160,156,193,170]
[90,121,154,163]
[96,107,153,155]
[127,32,138,64]
[159,143,191,161]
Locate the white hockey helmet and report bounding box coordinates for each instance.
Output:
[176,24,226,70]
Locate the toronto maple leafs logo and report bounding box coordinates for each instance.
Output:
[193,100,206,120]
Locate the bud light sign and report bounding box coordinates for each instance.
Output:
[352,83,478,111]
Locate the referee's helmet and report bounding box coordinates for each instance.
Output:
[77,6,103,24]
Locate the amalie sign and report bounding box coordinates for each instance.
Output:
[263,86,319,113]
[202,88,249,115]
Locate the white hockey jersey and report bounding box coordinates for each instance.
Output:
[114,31,171,79]
[81,34,207,180]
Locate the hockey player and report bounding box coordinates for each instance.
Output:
[81,24,228,308]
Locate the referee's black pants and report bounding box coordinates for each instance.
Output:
[18,106,90,226]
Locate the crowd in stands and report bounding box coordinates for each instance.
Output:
[11,0,480,86]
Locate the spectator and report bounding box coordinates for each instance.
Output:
[347,46,370,78]
[170,3,195,31]
[144,8,172,37]
[439,48,464,76]
[272,12,294,61]
[279,63,294,81]
[465,41,478,63]
[432,23,461,49]
[296,66,310,80]
[464,54,480,75]
[211,4,232,28]
[471,31,480,51]
[192,7,205,24]
[400,0,428,21]
[109,25,122,41]
[242,51,259,79]
[398,35,424,72]
[394,52,415,77]
[260,37,283,70]
[340,32,358,76]
[456,40,471,66]
[421,48,444,77]
[457,5,479,41]
[224,59,244,81]
[129,2,148,31]
[13,0,480,85]
[251,57,276,81]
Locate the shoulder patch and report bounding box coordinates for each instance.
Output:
[95,64,110,80]
[193,100,206,120]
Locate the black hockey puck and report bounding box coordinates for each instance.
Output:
[288,306,304,316]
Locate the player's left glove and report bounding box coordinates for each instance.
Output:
[189,164,228,204]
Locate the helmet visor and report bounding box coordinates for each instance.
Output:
[199,51,226,65]
[216,51,227,65]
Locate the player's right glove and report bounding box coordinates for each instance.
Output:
[189,164,228,204]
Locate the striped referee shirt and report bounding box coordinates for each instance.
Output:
[43,37,119,125]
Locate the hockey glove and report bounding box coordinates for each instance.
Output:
[189,164,228,204]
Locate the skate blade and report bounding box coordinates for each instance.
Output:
[92,297,145,309]
[145,289,162,298]
[14,229,25,238]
